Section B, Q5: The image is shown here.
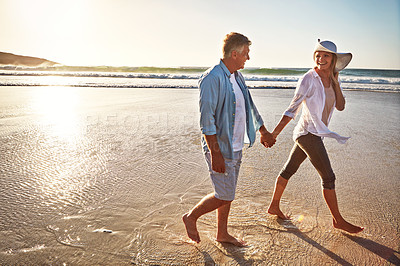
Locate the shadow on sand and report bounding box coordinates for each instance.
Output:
[195,220,399,265]
[213,241,258,265]
[276,219,352,265]
[344,234,400,265]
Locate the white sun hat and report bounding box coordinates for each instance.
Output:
[314,39,352,71]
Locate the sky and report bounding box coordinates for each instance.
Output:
[0,0,399,69]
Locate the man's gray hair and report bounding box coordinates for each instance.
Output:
[223,32,251,59]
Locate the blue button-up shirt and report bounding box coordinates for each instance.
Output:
[199,60,264,159]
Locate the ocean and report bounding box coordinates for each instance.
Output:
[0,66,399,92]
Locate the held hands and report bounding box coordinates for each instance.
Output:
[271,130,279,140]
[262,115,291,148]
[260,131,276,148]
[259,125,276,148]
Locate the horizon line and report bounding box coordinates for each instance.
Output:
[1,64,399,71]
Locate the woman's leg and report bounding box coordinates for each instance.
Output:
[323,189,364,233]
[268,143,307,219]
[297,134,364,233]
[267,176,289,219]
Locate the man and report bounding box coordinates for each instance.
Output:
[182,32,275,246]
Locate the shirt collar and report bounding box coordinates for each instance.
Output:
[219,59,232,77]
[310,68,321,79]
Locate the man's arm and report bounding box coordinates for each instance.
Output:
[259,125,276,148]
[199,74,225,173]
[204,134,225,173]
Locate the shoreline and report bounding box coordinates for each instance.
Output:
[1,85,399,93]
[0,87,399,264]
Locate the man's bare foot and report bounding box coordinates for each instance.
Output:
[268,205,289,220]
[182,213,200,243]
[333,219,364,234]
[216,233,247,247]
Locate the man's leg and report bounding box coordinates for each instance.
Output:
[183,193,230,243]
[214,150,246,246]
[216,202,247,246]
[183,151,243,244]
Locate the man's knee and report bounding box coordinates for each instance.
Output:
[214,194,234,206]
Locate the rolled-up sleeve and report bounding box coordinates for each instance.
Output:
[199,74,219,135]
[284,76,311,119]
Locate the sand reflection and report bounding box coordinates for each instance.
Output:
[27,86,100,207]
[31,86,81,139]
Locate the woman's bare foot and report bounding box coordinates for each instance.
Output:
[333,219,364,234]
[267,205,289,220]
[216,233,247,247]
[182,213,200,243]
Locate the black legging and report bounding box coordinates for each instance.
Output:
[280,133,336,189]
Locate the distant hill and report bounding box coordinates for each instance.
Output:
[0,51,59,67]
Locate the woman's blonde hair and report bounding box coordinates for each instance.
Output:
[329,54,340,92]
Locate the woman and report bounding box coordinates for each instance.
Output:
[267,40,363,234]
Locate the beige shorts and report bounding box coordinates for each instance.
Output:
[204,150,242,201]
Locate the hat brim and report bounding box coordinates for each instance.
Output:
[335,53,352,72]
[314,43,352,71]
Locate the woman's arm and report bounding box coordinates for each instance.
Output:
[272,72,310,139]
[272,115,292,139]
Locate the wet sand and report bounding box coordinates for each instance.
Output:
[0,86,399,265]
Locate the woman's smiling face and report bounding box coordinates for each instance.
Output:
[314,51,334,71]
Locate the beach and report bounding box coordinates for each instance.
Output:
[0,85,398,265]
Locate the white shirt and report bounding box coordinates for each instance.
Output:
[230,73,246,151]
[283,69,350,144]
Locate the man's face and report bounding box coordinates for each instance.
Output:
[234,45,250,70]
